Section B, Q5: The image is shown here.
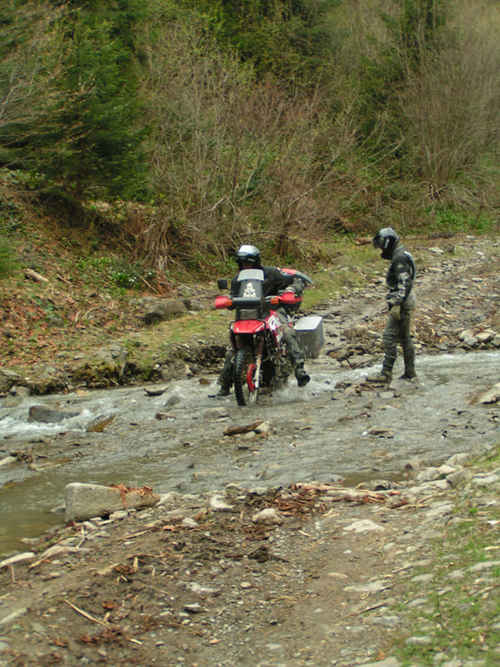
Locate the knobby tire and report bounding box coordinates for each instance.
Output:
[234,347,257,406]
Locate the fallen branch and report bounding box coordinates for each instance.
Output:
[349,601,390,616]
[64,600,109,628]
[25,268,49,283]
[64,600,142,645]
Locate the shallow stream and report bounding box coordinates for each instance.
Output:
[1,351,498,555]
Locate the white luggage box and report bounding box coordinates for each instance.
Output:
[295,315,324,359]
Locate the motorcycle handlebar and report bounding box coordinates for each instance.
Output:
[214,292,302,310]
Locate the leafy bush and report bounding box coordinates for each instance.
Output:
[430,206,495,234]
[77,254,155,291]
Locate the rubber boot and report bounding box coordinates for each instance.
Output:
[366,369,392,384]
[295,364,310,387]
[400,350,416,380]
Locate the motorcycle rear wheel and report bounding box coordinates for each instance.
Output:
[234,347,258,406]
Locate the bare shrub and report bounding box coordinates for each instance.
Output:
[399,2,500,186]
[137,16,358,272]
[0,4,66,154]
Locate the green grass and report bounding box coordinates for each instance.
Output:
[428,206,497,235]
[76,254,156,291]
[394,445,500,666]
[0,236,19,278]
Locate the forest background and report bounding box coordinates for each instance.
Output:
[0,0,499,288]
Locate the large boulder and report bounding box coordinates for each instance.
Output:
[65,482,161,522]
[71,344,128,388]
[28,405,80,423]
[137,297,187,324]
[0,369,23,394]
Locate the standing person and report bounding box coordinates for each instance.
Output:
[366,228,417,383]
[214,244,310,397]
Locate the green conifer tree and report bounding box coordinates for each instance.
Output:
[0,1,148,201]
[46,0,149,199]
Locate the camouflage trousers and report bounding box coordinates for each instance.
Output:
[382,292,416,376]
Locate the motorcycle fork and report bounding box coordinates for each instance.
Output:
[253,336,264,391]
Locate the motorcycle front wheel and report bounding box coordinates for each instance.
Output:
[234,347,258,406]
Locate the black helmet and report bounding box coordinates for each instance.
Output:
[373,227,399,259]
[236,244,261,268]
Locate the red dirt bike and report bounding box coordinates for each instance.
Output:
[214,267,311,406]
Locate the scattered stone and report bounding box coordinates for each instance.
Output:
[185,582,220,597]
[209,495,234,512]
[163,389,184,407]
[468,560,500,572]
[205,407,230,420]
[28,405,80,423]
[411,573,433,584]
[475,382,500,405]
[359,657,401,667]
[139,297,187,324]
[364,426,394,438]
[405,635,432,646]
[423,502,454,520]
[344,580,390,594]
[471,473,500,488]
[86,414,115,432]
[476,330,495,343]
[254,421,271,435]
[144,386,167,396]
[9,385,30,398]
[343,519,385,533]
[252,508,283,525]
[459,330,478,346]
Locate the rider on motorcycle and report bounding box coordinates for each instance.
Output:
[214,244,310,396]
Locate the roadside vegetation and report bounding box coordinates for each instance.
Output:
[395,445,500,666]
[0,0,498,288]
[1,0,498,381]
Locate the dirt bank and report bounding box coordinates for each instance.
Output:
[1,234,499,394]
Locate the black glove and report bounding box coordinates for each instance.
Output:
[386,294,398,310]
[292,277,305,297]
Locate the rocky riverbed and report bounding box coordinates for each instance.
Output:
[0,234,499,665]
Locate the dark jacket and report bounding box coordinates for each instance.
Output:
[386,242,416,307]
